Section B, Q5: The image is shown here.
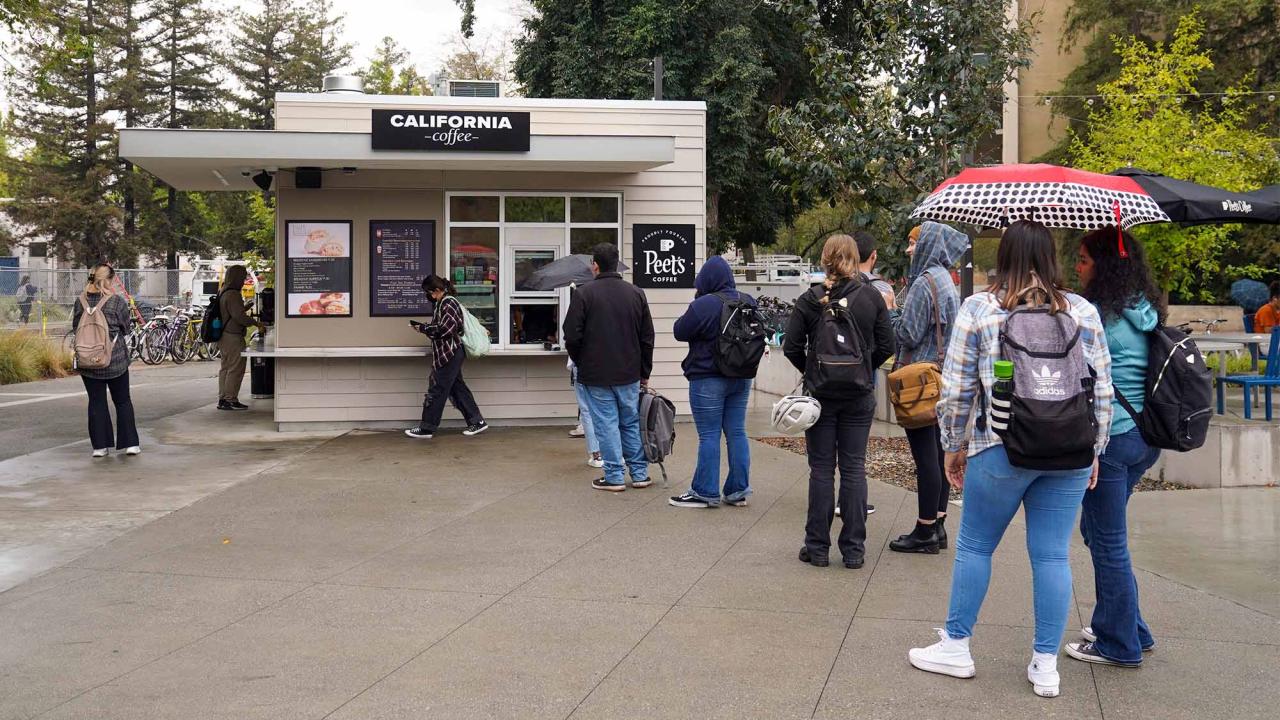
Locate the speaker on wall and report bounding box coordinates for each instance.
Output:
[295,167,322,189]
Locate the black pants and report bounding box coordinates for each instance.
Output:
[419,350,483,432]
[905,423,951,522]
[18,300,32,324]
[805,391,876,560]
[83,371,139,450]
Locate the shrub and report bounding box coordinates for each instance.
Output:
[0,330,74,385]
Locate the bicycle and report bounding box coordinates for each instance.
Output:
[1175,318,1227,334]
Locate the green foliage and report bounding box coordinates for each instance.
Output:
[0,0,42,27]
[1069,13,1280,299]
[0,330,73,385]
[772,199,909,280]
[360,36,431,95]
[767,0,1034,249]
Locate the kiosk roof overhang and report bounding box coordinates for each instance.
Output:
[118,128,678,191]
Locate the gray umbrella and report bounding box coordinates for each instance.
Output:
[521,254,629,291]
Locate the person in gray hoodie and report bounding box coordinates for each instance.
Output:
[889,222,967,554]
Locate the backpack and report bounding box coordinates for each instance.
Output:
[457,300,491,358]
[638,386,676,487]
[200,291,224,343]
[713,292,766,379]
[803,283,874,397]
[994,305,1098,471]
[74,293,116,370]
[1113,325,1212,452]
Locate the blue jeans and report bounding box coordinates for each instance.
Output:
[581,382,648,485]
[688,376,752,504]
[572,371,600,455]
[945,445,1091,654]
[1080,428,1159,663]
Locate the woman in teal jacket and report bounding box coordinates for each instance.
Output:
[1069,228,1163,668]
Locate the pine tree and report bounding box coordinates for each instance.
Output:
[227,0,301,129]
[360,36,430,95]
[4,0,123,265]
[284,0,353,92]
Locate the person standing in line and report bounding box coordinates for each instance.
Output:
[405,275,488,438]
[563,243,655,492]
[907,221,1113,699]
[216,265,263,411]
[15,275,37,325]
[570,357,604,468]
[1254,281,1280,334]
[1065,228,1163,667]
[668,255,755,508]
[784,234,895,569]
[888,222,967,554]
[854,231,896,305]
[72,264,140,457]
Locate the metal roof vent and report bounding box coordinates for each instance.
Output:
[447,79,500,97]
[322,74,365,94]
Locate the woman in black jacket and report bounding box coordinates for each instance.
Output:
[784,234,895,569]
[72,263,139,458]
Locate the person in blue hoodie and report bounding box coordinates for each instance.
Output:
[669,256,756,508]
[1066,227,1163,668]
[889,222,967,554]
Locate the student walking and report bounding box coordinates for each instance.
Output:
[405,275,487,438]
[784,235,895,569]
[668,256,756,508]
[889,222,966,554]
[563,243,655,492]
[216,265,263,411]
[1065,228,1163,667]
[15,275,37,325]
[907,221,1114,699]
[72,264,140,458]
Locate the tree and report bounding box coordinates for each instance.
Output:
[285,0,353,92]
[360,36,431,95]
[767,0,1033,255]
[1,0,42,27]
[1069,13,1280,299]
[514,0,814,257]
[4,0,123,265]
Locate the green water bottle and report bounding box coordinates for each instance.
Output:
[991,360,1014,433]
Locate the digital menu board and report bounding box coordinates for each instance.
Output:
[285,220,353,317]
[369,220,436,316]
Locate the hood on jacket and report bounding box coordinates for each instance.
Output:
[909,221,968,281]
[1119,298,1158,333]
[695,255,737,298]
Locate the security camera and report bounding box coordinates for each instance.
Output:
[252,170,274,192]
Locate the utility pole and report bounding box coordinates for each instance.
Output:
[652,55,663,101]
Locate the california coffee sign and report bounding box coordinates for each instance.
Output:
[371,109,530,151]
[633,224,695,289]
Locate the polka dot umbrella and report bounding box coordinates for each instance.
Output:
[910,163,1173,231]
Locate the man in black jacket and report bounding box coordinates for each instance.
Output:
[563,243,656,492]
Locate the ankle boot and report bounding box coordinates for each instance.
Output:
[935,515,948,550]
[889,522,941,554]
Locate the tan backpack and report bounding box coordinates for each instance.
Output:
[74,293,116,370]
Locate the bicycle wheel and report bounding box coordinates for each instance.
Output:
[169,330,191,364]
[206,341,222,360]
[62,329,76,355]
[141,327,167,365]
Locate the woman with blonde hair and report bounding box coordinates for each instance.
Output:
[783,234,895,569]
[71,263,139,457]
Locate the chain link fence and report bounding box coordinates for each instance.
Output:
[1,268,188,334]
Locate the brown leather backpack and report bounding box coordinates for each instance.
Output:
[888,275,945,429]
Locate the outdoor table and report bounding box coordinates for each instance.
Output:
[1195,339,1249,380]
[1192,333,1272,371]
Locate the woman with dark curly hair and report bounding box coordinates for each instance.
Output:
[1066,227,1164,668]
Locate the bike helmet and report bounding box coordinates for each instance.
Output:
[771,394,822,436]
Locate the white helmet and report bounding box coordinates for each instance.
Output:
[771,394,822,436]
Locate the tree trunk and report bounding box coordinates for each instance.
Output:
[166,187,179,270]
[84,0,99,262]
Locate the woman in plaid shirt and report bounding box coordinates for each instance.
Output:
[907,221,1113,699]
[405,275,487,439]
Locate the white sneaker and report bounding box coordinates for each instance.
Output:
[908,628,976,679]
[1080,626,1097,643]
[91,448,109,458]
[568,424,585,438]
[1027,652,1060,698]
[124,446,142,456]
[587,454,604,468]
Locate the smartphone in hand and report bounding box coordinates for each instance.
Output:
[409,320,424,330]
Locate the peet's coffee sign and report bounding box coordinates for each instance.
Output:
[371,109,530,151]
[633,224,695,289]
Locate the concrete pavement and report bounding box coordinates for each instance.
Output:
[0,409,1277,719]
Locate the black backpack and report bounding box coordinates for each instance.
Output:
[713,292,766,379]
[804,284,874,397]
[199,291,224,343]
[1113,325,1212,451]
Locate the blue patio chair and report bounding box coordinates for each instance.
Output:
[1216,328,1280,420]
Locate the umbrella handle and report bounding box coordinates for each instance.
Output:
[1112,201,1129,258]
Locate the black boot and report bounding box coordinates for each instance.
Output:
[935,515,948,550]
[889,522,941,554]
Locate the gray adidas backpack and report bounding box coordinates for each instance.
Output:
[638,387,676,487]
[995,306,1098,471]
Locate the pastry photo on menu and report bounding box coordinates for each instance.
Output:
[288,222,351,258]
[289,292,351,316]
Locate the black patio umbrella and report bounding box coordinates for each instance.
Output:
[1109,168,1280,225]
[521,254,629,291]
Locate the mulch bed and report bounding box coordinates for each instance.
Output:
[754,436,1194,494]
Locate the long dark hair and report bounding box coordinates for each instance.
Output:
[221,264,249,291]
[1079,227,1164,324]
[422,274,456,295]
[992,221,1070,313]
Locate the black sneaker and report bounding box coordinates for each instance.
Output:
[843,555,865,569]
[630,477,653,489]
[592,477,626,492]
[229,401,249,410]
[798,547,829,567]
[724,496,749,507]
[1065,642,1141,667]
[462,422,489,436]
[217,401,237,411]
[668,492,711,509]
[1081,627,1155,653]
[867,504,876,515]
[404,427,434,439]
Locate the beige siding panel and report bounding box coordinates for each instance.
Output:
[278,374,572,395]
[279,389,575,409]
[275,404,580,423]
[618,185,706,202]
[623,200,705,217]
